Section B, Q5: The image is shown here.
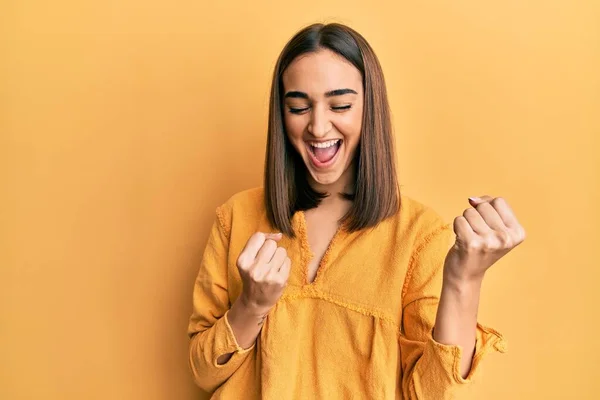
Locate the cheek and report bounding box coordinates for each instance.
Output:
[336,112,362,142]
[284,115,306,139]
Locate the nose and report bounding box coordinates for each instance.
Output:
[307,105,332,137]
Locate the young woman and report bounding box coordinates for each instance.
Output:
[188,23,525,399]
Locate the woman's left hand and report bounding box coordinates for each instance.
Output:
[444,195,526,284]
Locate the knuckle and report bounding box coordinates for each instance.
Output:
[497,230,512,247]
[481,236,496,251]
[465,238,483,252]
[476,201,492,211]
[463,208,476,218]
[248,270,258,281]
[517,226,527,242]
[236,254,250,270]
[275,276,287,286]
[253,271,266,283]
[492,197,505,206]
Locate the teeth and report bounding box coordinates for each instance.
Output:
[309,139,341,149]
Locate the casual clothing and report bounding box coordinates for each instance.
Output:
[188,187,506,399]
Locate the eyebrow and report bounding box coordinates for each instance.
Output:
[284,88,358,99]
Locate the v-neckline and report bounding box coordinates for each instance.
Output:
[296,210,347,286]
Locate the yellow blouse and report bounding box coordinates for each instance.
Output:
[188,187,506,399]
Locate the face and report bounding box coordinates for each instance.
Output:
[282,49,363,190]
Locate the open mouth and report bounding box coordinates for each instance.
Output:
[305,139,343,169]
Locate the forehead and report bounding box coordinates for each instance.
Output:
[282,49,363,94]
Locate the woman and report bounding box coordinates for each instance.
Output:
[188,23,525,399]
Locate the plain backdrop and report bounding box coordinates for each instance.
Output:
[2,1,599,399]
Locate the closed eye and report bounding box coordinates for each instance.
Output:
[288,105,352,114]
[332,105,352,112]
[289,107,310,115]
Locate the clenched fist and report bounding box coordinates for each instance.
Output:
[236,232,291,316]
[444,196,526,283]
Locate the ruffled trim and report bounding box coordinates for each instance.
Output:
[294,211,313,285]
[280,285,399,329]
[294,210,347,285]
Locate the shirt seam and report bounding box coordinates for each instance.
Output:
[280,288,400,331]
[215,205,231,240]
[400,223,452,305]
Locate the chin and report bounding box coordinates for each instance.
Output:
[307,169,342,187]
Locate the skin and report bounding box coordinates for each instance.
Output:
[219,49,361,364]
[281,49,363,197]
[435,195,526,377]
[220,49,527,381]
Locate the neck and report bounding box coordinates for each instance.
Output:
[308,161,356,206]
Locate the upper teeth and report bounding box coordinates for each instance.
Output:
[310,139,340,148]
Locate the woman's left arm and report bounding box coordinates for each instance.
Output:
[433,195,526,378]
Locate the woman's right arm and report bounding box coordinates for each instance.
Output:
[218,230,291,363]
[188,206,290,392]
[214,299,266,365]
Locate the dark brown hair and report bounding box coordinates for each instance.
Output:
[264,23,400,238]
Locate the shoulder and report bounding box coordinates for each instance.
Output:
[214,186,266,235]
[384,192,453,247]
[220,186,264,211]
[396,195,455,302]
[399,193,450,229]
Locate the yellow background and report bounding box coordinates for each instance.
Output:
[2,1,599,399]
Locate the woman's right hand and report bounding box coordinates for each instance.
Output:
[236,232,291,316]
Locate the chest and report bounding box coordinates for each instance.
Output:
[303,210,343,284]
[227,206,411,326]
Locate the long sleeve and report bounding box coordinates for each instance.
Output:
[187,205,254,393]
[399,223,507,399]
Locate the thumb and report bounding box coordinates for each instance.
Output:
[264,232,283,241]
[468,195,494,206]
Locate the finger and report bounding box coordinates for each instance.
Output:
[277,257,291,281]
[255,239,278,265]
[264,232,283,241]
[264,247,287,279]
[264,247,287,280]
[255,234,283,272]
[463,207,491,235]
[453,216,478,243]
[241,232,281,256]
[237,232,268,270]
[269,247,287,269]
[489,197,519,229]
[474,201,507,231]
[468,195,494,206]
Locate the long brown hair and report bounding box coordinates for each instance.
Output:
[264,23,400,238]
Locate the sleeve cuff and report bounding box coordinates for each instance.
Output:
[428,323,507,384]
[212,309,256,368]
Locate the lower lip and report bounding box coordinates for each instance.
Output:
[305,141,343,170]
